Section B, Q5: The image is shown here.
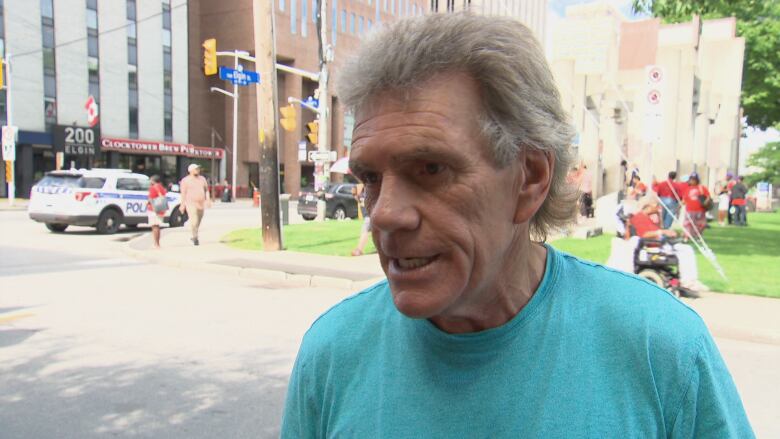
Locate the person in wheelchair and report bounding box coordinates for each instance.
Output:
[628,198,708,293]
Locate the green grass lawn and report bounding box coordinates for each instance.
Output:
[551,211,780,298]
[222,219,375,257]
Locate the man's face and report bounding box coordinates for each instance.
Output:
[349,73,525,320]
[192,167,200,176]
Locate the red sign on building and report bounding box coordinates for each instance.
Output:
[100,137,225,160]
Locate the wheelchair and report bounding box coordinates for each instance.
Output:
[633,237,696,298]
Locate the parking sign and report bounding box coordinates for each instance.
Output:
[2,125,17,161]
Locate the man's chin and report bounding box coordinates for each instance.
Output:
[389,284,448,319]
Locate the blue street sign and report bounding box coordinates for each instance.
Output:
[303,96,319,109]
[219,66,260,86]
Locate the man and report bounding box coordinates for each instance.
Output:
[681,172,710,240]
[282,14,753,438]
[179,163,210,246]
[723,172,736,224]
[577,163,593,218]
[629,198,706,292]
[730,176,749,226]
[652,171,684,229]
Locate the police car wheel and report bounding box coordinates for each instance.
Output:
[45,223,68,233]
[97,209,122,234]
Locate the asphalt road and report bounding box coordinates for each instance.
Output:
[1,205,777,438]
[0,207,351,438]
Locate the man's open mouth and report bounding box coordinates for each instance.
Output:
[392,255,439,271]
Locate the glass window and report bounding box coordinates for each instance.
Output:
[164,112,173,140]
[350,13,355,33]
[127,21,136,39]
[88,34,99,57]
[86,0,97,9]
[331,0,337,45]
[164,93,172,111]
[164,72,172,91]
[301,0,307,37]
[290,0,297,34]
[44,74,56,97]
[86,9,98,29]
[89,81,100,102]
[412,3,417,15]
[312,0,317,22]
[88,69,99,83]
[129,89,138,107]
[116,178,145,191]
[279,0,285,12]
[128,42,137,65]
[341,10,346,32]
[42,48,55,71]
[162,5,171,29]
[162,29,171,47]
[368,19,372,30]
[358,16,363,34]
[88,56,99,72]
[40,0,53,19]
[129,108,138,138]
[42,25,55,48]
[79,177,105,189]
[163,50,172,71]
[126,0,136,20]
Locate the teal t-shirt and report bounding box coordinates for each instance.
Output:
[281,246,753,438]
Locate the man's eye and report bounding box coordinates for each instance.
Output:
[362,172,380,184]
[423,163,445,176]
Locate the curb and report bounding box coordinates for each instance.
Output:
[121,234,383,291]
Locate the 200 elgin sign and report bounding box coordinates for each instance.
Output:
[53,125,100,156]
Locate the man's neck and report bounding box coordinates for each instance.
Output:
[430,239,548,334]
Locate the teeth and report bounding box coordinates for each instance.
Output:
[397,257,433,269]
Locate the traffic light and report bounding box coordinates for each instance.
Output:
[202,38,217,76]
[307,121,319,144]
[0,59,4,89]
[279,105,297,132]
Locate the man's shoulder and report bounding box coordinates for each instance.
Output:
[297,281,392,359]
[554,251,708,340]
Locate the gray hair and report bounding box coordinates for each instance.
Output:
[337,13,577,240]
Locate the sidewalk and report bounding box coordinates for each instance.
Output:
[0,198,28,211]
[123,218,385,291]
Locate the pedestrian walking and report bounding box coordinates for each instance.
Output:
[179,164,211,246]
[221,179,232,203]
[717,184,730,226]
[577,164,593,218]
[681,172,711,239]
[730,176,749,226]
[147,175,167,249]
[652,171,684,229]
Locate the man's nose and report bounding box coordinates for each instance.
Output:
[370,176,421,233]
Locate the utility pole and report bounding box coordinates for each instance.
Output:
[316,0,335,192]
[253,0,283,251]
[2,53,15,206]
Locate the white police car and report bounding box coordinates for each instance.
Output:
[28,168,186,234]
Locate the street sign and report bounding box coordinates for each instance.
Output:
[303,96,319,109]
[2,125,17,161]
[298,141,307,162]
[219,65,260,86]
[53,125,100,156]
[308,150,337,162]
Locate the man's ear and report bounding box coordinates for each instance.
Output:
[513,148,554,224]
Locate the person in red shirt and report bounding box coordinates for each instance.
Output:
[147,175,168,249]
[628,175,647,200]
[629,198,705,291]
[681,172,710,240]
[652,171,685,229]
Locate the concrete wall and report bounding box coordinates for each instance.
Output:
[98,0,129,138]
[136,0,164,140]
[5,0,45,131]
[171,0,189,143]
[54,0,88,126]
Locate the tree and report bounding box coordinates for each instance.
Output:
[744,141,780,187]
[632,0,780,130]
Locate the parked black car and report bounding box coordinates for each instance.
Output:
[297,183,359,220]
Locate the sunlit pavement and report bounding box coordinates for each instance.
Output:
[0,206,778,438]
